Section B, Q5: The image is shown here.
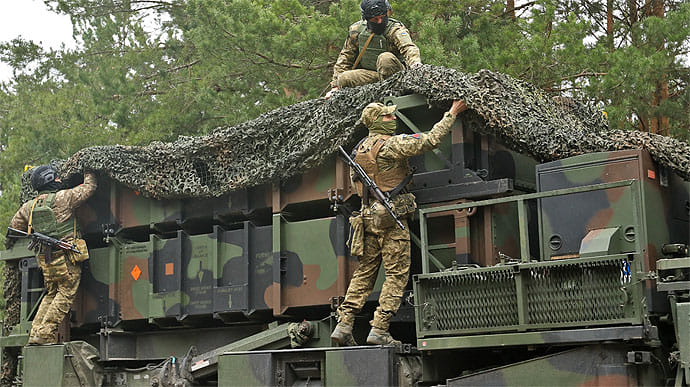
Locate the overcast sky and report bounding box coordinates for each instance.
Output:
[0,0,74,82]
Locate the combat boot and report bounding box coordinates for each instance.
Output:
[330,323,358,346]
[366,327,401,346]
[27,336,49,346]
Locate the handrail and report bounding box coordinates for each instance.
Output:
[418,179,639,273]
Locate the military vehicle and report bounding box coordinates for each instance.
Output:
[1,92,689,386]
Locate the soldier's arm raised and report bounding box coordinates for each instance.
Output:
[65,171,98,208]
[381,100,467,159]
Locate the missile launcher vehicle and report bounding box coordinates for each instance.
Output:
[1,91,689,386]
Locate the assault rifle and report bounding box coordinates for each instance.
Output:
[338,146,405,230]
[6,227,80,264]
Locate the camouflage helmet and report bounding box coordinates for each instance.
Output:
[30,165,58,191]
[361,102,397,128]
[360,0,390,20]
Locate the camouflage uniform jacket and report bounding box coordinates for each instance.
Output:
[331,19,421,87]
[10,172,98,236]
[352,111,457,202]
[375,111,456,170]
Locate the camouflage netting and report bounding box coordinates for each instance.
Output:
[23,65,690,200]
[1,262,20,385]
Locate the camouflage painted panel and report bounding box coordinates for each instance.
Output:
[73,217,366,324]
[218,352,273,386]
[448,345,647,386]
[537,149,688,266]
[268,216,360,316]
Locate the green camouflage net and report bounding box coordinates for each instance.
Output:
[24,65,690,200]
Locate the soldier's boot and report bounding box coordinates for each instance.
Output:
[366,327,401,346]
[330,323,358,346]
[27,336,49,346]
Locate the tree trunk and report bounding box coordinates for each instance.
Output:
[507,0,515,20]
[659,81,670,136]
[629,0,638,47]
[607,0,614,52]
[629,0,638,25]
[646,0,669,135]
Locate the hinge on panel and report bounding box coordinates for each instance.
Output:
[279,252,288,276]
[328,188,344,213]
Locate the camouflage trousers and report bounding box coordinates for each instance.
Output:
[30,252,81,344]
[337,218,410,331]
[336,52,405,88]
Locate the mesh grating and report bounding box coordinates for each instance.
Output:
[526,259,627,324]
[423,269,518,331]
[417,257,632,334]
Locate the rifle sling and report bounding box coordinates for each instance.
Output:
[388,172,414,198]
[352,33,375,70]
[27,197,39,235]
[351,137,368,159]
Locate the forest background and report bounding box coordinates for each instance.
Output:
[0,0,689,313]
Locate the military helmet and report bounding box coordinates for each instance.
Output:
[361,102,397,127]
[30,165,58,191]
[360,0,390,20]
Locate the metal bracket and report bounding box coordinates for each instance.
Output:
[328,188,353,216]
[626,351,652,365]
[330,296,344,311]
[638,271,659,281]
[328,188,344,204]
[101,223,119,244]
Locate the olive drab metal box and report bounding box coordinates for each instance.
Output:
[536,150,690,313]
[22,342,102,387]
[413,149,685,345]
[218,346,419,386]
[536,149,690,264]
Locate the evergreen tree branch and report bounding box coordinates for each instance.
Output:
[141,60,201,80]
[561,71,608,80]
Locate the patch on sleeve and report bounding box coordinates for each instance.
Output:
[397,30,413,45]
[403,133,421,139]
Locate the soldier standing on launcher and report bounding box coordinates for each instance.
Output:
[332,99,467,345]
[8,166,97,345]
[325,0,422,99]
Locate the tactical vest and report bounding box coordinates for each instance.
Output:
[356,19,406,71]
[353,135,410,197]
[30,192,78,240]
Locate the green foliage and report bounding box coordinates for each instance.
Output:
[183,0,350,124]
[0,0,689,217]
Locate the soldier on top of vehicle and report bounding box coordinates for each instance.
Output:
[325,0,422,99]
[8,166,96,345]
[331,99,467,346]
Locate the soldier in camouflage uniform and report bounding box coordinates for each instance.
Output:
[331,99,467,346]
[9,166,97,345]
[325,0,421,99]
